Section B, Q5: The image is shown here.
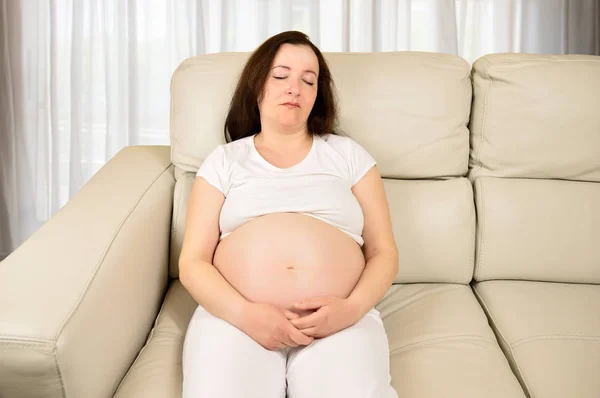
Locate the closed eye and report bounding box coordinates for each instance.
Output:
[273,76,314,86]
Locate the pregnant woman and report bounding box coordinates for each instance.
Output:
[179,30,399,398]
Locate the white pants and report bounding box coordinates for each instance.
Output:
[182,305,398,398]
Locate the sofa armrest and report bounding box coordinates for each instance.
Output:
[0,146,175,398]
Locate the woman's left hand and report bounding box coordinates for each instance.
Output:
[290,297,361,339]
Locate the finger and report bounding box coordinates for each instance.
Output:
[267,341,285,351]
[273,331,295,349]
[282,333,298,347]
[283,309,300,319]
[294,298,326,310]
[287,324,314,346]
[299,327,319,337]
[290,310,322,329]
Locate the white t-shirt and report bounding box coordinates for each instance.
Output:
[196,133,377,246]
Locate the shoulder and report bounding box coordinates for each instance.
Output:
[321,133,377,185]
[321,133,367,156]
[223,135,253,155]
[322,132,352,145]
[225,134,254,148]
[321,133,353,151]
[206,135,253,162]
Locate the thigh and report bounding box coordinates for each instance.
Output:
[286,308,398,398]
[182,305,287,398]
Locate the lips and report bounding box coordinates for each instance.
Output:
[282,102,300,108]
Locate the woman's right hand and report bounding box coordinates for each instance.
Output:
[239,302,314,351]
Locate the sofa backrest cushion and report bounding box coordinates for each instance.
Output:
[169,51,474,283]
[469,54,600,283]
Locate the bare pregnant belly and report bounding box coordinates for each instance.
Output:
[213,213,366,313]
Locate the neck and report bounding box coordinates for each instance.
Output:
[256,124,311,149]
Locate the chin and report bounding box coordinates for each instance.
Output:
[278,118,305,127]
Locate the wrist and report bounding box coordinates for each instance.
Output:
[345,296,366,321]
[229,299,253,330]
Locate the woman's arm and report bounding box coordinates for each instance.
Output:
[179,177,250,329]
[291,166,398,337]
[180,177,313,349]
[347,166,399,317]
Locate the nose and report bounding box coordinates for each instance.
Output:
[287,80,300,96]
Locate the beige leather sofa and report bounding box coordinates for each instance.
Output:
[1,52,599,398]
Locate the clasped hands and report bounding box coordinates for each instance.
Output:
[283,296,361,340]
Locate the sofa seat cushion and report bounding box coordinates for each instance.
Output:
[473,281,600,398]
[114,281,528,398]
[378,283,525,398]
[113,280,196,398]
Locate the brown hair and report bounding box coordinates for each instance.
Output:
[224,31,338,143]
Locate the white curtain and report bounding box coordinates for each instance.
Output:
[1,0,599,260]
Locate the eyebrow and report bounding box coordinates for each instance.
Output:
[272,65,317,76]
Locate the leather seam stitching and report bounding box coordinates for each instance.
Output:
[461,68,472,176]
[171,171,185,275]
[0,336,54,345]
[390,334,496,355]
[467,178,476,282]
[113,287,182,395]
[170,67,176,167]
[0,340,54,348]
[52,162,172,397]
[473,285,532,396]
[0,339,66,396]
[53,345,67,398]
[491,58,600,65]
[151,330,185,339]
[475,178,486,280]
[53,163,172,339]
[389,284,464,308]
[511,334,600,349]
[472,59,493,178]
